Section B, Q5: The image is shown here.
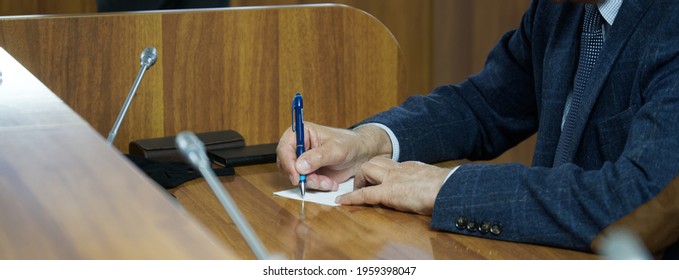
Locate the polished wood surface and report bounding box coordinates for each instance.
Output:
[0,5,404,153]
[0,47,234,259]
[171,163,597,259]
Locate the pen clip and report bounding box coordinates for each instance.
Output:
[291,103,296,132]
[291,93,303,132]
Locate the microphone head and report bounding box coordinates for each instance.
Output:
[176,131,210,169]
[597,228,651,260]
[140,46,158,68]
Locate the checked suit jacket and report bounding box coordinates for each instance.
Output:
[362,0,679,252]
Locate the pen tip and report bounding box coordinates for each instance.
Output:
[300,182,306,199]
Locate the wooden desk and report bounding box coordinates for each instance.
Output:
[0,47,234,259]
[171,163,597,259]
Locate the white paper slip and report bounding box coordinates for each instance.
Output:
[273,178,354,206]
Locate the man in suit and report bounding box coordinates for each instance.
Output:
[277,0,679,257]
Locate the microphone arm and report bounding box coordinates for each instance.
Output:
[175,131,270,260]
[106,46,158,145]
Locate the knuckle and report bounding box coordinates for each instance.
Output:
[358,160,372,171]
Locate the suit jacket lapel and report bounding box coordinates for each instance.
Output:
[566,0,652,155]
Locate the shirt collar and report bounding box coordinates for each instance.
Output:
[597,0,623,26]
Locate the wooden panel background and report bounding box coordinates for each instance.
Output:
[0,0,96,15]
[0,5,404,153]
[0,0,536,166]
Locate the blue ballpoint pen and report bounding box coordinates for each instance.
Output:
[292,93,306,199]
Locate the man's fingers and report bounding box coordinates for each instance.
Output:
[354,157,397,188]
[339,158,398,205]
[276,129,300,185]
[305,173,339,191]
[277,122,363,189]
[296,142,347,175]
[336,185,383,205]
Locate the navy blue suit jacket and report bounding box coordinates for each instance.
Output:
[362,0,679,251]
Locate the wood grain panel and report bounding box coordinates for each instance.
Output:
[0,13,165,148]
[0,5,404,151]
[232,0,431,102]
[0,47,233,259]
[430,0,535,85]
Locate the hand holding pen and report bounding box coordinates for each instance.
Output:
[277,97,392,194]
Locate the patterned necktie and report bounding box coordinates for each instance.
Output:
[553,4,604,166]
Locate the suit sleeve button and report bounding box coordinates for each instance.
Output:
[455,216,468,230]
[490,223,503,235]
[466,219,478,232]
[479,221,491,234]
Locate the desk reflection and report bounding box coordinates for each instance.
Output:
[171,164,597,260]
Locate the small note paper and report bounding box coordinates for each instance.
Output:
[273,178,354,206]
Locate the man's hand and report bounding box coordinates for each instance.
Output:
[277,122,392,191]
[336,157,452,215]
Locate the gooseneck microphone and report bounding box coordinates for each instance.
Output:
[106,46,158,145]
[597,228,651,260]
[176,131,270,260]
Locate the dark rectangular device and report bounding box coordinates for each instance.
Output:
[207,143,278,167]
[129,130,244,163]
